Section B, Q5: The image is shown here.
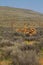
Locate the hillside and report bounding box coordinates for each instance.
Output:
[0,6,43,65]
[0,6,43,28]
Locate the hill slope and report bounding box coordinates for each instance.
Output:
[0,6,43,28]
[0,6,43,65]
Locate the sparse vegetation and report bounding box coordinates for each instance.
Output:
[0,6,43,65]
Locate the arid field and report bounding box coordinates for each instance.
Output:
[0,6,43,65]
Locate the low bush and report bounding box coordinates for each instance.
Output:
[0,39,14,47]
[11,50,39,65]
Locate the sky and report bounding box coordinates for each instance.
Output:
[0,0,43,13]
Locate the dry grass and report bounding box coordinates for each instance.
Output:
[0,6,43,28]
[39,55,43,65]
[0,60,12,65]
[0,6,43,65]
